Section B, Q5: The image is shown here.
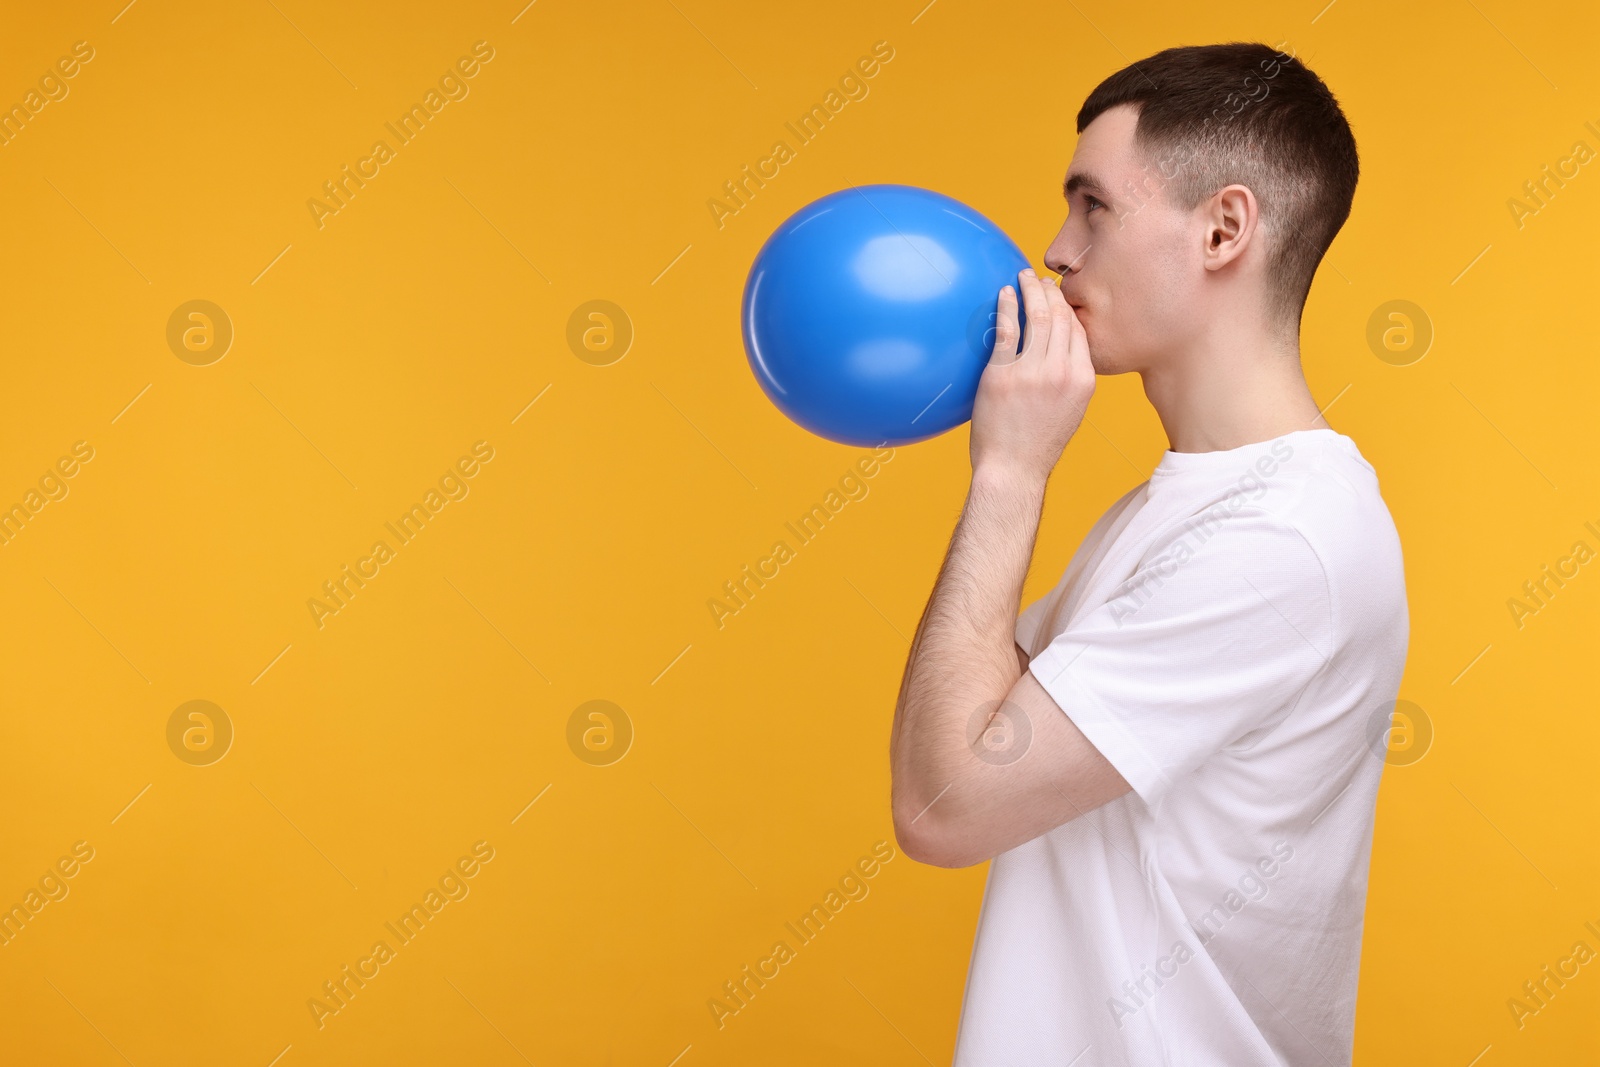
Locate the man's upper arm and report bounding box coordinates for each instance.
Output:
[1026,511,1333,808]
[916,511,1332,868]
[911,663,1132,868]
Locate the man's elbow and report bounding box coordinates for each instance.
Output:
[892,808,986,869]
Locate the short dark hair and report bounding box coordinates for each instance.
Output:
[1076,42,1359,331]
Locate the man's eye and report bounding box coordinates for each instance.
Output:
[1083,196,1104,213]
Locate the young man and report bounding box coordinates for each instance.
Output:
[888,42,1409,1065]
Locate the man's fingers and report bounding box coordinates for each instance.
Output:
[1041,281,1075,368]
[991,284,1021,365]
[1068,296,1090,365]
[1015,269,1050,360]
[1044,278,1095,403]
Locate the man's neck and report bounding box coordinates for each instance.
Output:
[1140,331,1330,454]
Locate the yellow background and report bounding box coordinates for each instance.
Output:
[1,0,1596,1063]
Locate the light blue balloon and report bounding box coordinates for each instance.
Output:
[741,184,1030,447]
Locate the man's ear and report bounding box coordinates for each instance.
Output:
[1202,183,1259,271]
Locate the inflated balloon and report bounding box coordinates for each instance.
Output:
[741,184,1030,447]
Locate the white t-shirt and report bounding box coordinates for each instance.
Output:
[951,428,1409,1067]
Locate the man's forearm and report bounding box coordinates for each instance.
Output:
[890,465,1048,844]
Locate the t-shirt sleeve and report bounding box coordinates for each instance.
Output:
[1014,592,1052,654]
[1014,485,1147,656]
[1026,509,1334,809]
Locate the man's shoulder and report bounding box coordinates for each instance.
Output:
[1248,442,1409,630]
[1263,440,1403,565]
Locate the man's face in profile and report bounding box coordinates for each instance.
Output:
[1046,103,1201,376]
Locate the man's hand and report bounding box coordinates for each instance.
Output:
[969,268,1095,482]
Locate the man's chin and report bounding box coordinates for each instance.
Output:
[1087,344,1125,376]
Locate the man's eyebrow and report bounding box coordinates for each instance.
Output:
[1063,172,1107,198]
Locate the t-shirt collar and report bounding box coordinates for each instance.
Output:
[1151,428,1350,478]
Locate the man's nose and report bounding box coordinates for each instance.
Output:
[1045,240,1091,277]
[1044,236,1082,277]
